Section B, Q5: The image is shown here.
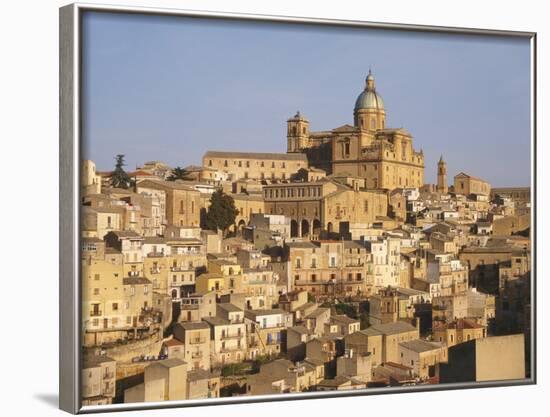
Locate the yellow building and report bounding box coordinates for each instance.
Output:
[137,179,201,227]
[195,273,226,294]
[453,172,491,196]
[82,159,102,196]
[433,318,487,348]
[173,322,212,371]
[263,179,388,237]
[398,339,447,379]
[124,359,188,403]
[202,150,308,182]
[287,71,424,190]
[82,356,116,406]
[286,240,372,297]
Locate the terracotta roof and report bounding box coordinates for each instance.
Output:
[164,338,184,347]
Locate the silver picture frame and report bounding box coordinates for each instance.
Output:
[59,2,537,414]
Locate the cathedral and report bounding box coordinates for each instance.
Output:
[286,71,425,190]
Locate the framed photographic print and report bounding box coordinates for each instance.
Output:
[59,2,536,413]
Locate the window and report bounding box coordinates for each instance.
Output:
[112,303,118,311]
[224,160,228,167]
[94,274,100,281]
[93,288,99,295]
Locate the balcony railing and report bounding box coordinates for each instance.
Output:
[221,333,243,340]
[189,337,206,344]
[103,372,114,379]
[90,310,102,317]
[191,351,203,358]
[171,267,193,272]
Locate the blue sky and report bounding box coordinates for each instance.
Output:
[82,12,531,187]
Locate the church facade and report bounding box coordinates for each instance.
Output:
[287,71,425,190]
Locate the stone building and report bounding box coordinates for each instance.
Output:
[286,71,424,190]
[173,321,212,371]
[137,179,201,227]
[82,159,102,196]
[202,150,308,182]
[263,179,388,237]
[398,339,447,379]
[453,172,491,196]
[81,356,116,406]
[285,240,372,297]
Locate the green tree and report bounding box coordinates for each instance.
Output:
[111,154,132,189]
[204,189,239,236]
[167,166,192,181]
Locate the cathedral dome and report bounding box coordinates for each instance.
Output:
[354,70,385,112]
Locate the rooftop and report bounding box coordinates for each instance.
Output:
[399,339,442,353]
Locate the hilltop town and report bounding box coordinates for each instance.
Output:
[80,72,531,404]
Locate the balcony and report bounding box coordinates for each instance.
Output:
[191,351,203,359]
[103,372,115,379]
[189,337,206,345]
[90,310,102,317]
[221,333,243,340]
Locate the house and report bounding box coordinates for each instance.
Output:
[124,359,187,403]
[81,356,117,406]
[398,339,447,379]
[345,321,419,366]
[244,309,289,357]
[173,322,211,371]
[203,315,247,365]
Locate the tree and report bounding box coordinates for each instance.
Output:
[167,166,192,182]
[204,189,239,236]
[111,154,132,189]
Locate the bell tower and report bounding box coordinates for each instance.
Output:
[437,155,448,194]
[287,111,309,153]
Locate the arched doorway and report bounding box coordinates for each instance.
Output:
[301,219,310,238]
[237,219,246,230]
[290,220,299,238]
[312,219,321,237]
[327,222,333,234]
